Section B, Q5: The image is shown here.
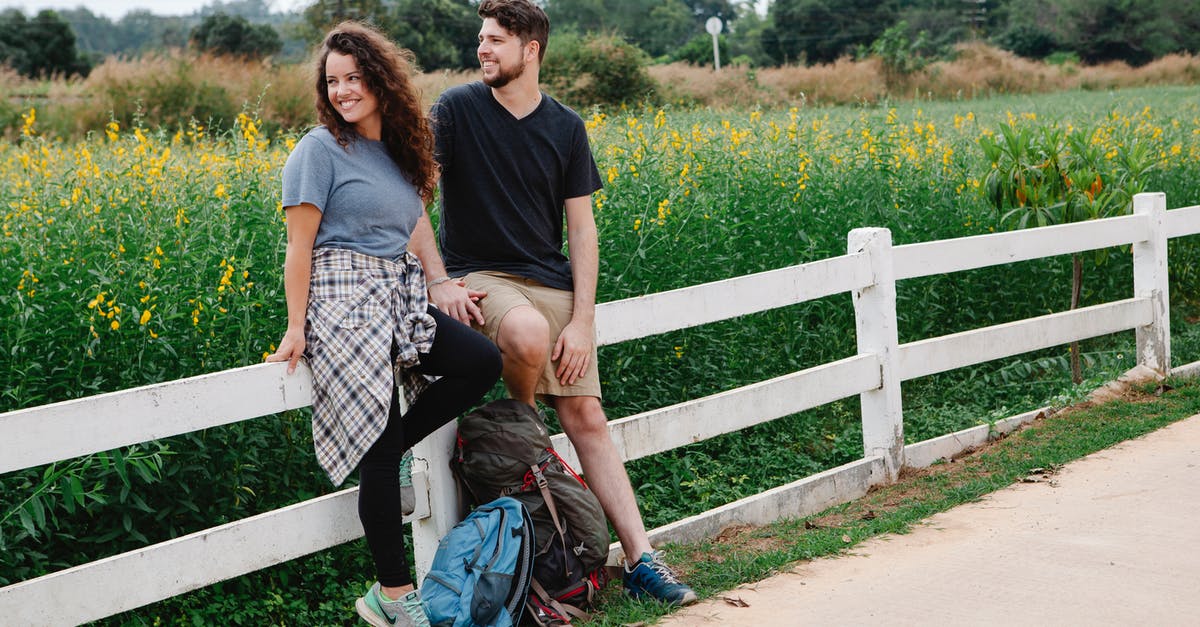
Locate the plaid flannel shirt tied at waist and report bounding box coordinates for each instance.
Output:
[304,247,437,485]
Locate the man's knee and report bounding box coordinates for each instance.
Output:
[497,306,551,365]
[554,396,608,437]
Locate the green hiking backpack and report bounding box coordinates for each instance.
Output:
[452,400,611,625]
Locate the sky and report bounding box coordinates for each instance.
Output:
[1,0,308,19]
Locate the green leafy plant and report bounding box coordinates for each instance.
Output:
[980,120,1154,382]
[868,21,931,90]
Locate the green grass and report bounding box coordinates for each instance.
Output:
[587,375,1200,626]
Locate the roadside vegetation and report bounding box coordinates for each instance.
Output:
[2,41,1200,625]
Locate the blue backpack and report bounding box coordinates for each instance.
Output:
[421,496,535,627]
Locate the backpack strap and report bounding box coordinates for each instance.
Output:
[528,458,568,535]
[450,431,484,508]
[530,463,573,574]
[546,448,589,489]
[530,578,593,624]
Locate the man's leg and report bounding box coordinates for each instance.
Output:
[494,305,550,406]
[552,394,697,606]
[550,394,652,558]
[479,273,695,604]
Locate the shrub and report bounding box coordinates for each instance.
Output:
[994,23,1060,60]
[541,32,659,109]
[190,13,282,59]
[1045,51,1081,66]
[868,21,930,90]
[668,33,727,67]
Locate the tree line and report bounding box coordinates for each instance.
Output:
[2,0,1199,79]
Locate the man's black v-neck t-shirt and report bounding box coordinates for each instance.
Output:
[432,81,602,291]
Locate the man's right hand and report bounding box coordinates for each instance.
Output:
[429,279,487,326]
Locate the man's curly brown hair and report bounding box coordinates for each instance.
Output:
[313,22,437,202]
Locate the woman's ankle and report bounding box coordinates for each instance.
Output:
[380,583,414,601]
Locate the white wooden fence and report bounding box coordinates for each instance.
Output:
[2,192,1197,625]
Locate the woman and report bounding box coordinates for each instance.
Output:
[267,22,501,627]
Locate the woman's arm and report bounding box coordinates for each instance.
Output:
[266,203,322,374]
[409,209,486,325]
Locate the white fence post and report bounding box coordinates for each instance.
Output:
[849,227,903,482]
[410,421,460,582]
[1133,192,1171,375]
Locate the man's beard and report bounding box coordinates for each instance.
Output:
[483,58,526,88]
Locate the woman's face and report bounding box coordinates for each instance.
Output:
[325,51,381,140]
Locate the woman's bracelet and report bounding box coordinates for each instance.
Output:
[427,276,454,288]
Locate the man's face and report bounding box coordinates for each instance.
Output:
[478,17,529,88]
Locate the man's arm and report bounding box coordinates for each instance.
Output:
[553,194,599,385]
[409,210,485,325]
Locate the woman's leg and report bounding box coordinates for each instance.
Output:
[357,306,501,588]
[401,306,502,448]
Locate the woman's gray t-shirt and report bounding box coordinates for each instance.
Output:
[281,126,422,261]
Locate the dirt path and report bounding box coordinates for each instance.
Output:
[659,413,1200,626]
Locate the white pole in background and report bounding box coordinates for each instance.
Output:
[706,16,722,71]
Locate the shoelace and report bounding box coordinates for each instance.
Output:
[645,557,684,584]
[400,595,428,627]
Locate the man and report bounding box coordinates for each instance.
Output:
[406,0,698,607]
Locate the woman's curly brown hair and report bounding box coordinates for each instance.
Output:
[314,22,437,202]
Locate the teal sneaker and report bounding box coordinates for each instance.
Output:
[622,551,698,606]
[355,582,429,627]
[399,449,415,516]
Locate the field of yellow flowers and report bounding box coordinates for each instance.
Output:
[5,87,1198,412]
[3,86,1200,621]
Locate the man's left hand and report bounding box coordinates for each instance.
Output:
[552,319,593,386]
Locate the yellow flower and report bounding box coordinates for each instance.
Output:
[21,108,36,137]
[111,320,120,331]
[139,310,152,325]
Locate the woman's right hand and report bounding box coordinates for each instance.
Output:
[266,327,307,374]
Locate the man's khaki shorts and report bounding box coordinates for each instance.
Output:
[464,271,601,399]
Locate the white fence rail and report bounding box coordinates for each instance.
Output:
[1,193,1193,625]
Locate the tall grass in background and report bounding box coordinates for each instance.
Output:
[0,53,477,140]
[652,43,1200,108]
[2,44,1200,139]
[1,85,1199,623]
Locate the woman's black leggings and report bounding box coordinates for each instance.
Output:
[357,305,501,587]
